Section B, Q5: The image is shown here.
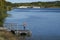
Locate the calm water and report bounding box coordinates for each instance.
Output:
[5,8,60,40]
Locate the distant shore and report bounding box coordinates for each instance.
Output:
[13,1,60,8]
[17,6,41,8]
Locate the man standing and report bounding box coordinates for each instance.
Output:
[23,22,27,30]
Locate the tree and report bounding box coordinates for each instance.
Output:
[0,0,7,27]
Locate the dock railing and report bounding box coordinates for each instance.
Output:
[3,23,32,40]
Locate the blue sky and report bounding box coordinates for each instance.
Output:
[6,0,57,3]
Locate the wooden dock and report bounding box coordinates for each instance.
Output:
[2,23,32,40]
[15,30,32,37]
[0,27,32,40]
[0,27,7,31]
[0,27,32,37]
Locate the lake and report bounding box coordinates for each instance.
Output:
[5,8,60,40]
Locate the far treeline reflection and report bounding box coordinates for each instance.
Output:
[0,0,60,27]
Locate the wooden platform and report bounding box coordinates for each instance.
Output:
[0,25,32,37]
[15,30,32,37]
[0,27,7,31]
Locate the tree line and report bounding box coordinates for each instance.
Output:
[0,0,12,26]
[13,1,60,8]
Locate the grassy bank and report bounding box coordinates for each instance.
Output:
[0,30,18,40]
